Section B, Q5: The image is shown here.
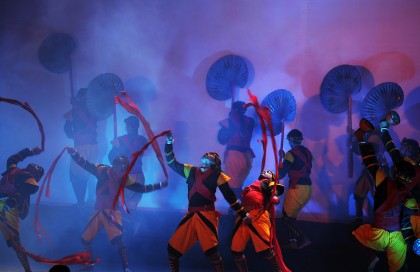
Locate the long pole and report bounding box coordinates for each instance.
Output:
[348,96,353,178]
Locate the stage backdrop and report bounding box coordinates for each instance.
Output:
[1,0,419,223]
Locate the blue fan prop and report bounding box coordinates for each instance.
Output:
[361,82,404,126]
[320,64,361,178]
[38,33,76,74]
[86,73,124,120]
[261,89,297,136]
[320,65,362,113]
[206,55,250,101]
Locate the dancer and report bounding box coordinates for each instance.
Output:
[165,133,249,272]
[217,101,255,200]
[108,115,148,209]
[351,129,390,228]
[352,112,418,272]
[0,147,43,272]
[278,129,313,249]
[231,170,285,272]
[400,138,420,270]
[67,147,167,272]
[64,88,98,206]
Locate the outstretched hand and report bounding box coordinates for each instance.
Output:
[278,149,285,159]
[67,147,77,155]
[242,213,252,226]
[31,147,43,155]
[110,138,120,148]
[160,180,169,189]
[166,133,174,144]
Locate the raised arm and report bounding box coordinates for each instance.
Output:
[165,133,189,177]
[6,147,42,170]
[67,147,98,177]
[126,179,168,193]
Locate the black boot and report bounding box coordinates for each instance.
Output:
[116,239,131,272]
[232,252,248,272]
[261,249,282,272]
[211,255,224,272]
[207,250,224,272]
[81,240,94,271]
[13,246,31,272]
[353,195,364,229]
[169,256,180,272]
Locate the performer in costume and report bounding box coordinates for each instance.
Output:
[278,129,313,249]
[231,170,285,272]
[64,88,98,206]
[351,129,391,228]
[352,112,419,272]
[400,138,420,255]
[0,147,43,272]
[108,116,148,209]
[217,101,255,200]
[165,133,250,272]
[67,148,167,272]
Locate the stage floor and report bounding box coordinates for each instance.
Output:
[1,204,419,272]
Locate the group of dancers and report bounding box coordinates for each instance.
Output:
[1,89,419,272]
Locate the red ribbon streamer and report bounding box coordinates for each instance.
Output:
[112,130,171,214]
[115,91,168,179]
[0,97,45,151]
[12,240,98,266]
[33,147,69,243]
[246,89,291,272]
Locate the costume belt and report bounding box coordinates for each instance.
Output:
[243,203,264,212]
[188,205,215,212]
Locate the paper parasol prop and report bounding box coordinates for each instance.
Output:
[206,55,250,101]
[38,33,77,97]
[86,73,124,120]
[361,82,404,126]
[261,89,297,136]
[320,64,362,178]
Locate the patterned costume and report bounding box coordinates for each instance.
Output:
[165,140,247,272]
[401,138,420,241]
[108,116,148,209]
[352,129,391,226]
[352,119,418,272]
[218,101,255,199]
[278,129,313,249]
[231,171,286,272]
[0,148,43,272]
[69,150,166,272]
[64,88,98,206]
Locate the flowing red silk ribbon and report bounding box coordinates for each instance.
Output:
[12,241,98,266]
[247,89,291,272]
[34,147,69,243]
[115,91,168,179]
[0,97,45,151]
[112,130,171,214]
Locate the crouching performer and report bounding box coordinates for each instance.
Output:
[231,170,287,272]
[352,112,418,272]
